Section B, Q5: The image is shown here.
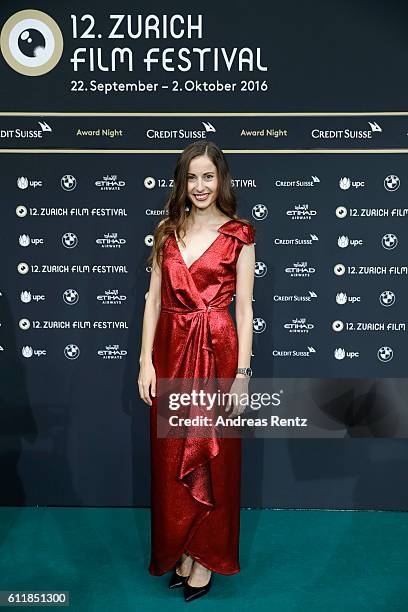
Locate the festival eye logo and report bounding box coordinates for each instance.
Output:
[0,9,63,76]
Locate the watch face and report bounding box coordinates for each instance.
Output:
[247,367,253,377]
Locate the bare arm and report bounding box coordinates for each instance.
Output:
[235,242,255,377]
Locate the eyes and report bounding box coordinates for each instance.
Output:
[188,174,215,182]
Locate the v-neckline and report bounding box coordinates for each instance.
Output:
[174,219,233,271]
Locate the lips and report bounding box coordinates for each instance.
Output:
[193,193,210,201]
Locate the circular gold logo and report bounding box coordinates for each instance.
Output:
[1,9,63,76]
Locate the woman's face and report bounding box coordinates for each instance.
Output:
[186,155,219,210]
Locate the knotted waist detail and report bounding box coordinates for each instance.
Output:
[161,305,229,314]
[161,305,229,354]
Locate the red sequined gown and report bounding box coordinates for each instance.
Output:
[149,219,255,576]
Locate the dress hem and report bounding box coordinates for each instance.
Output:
[148,558,241,577]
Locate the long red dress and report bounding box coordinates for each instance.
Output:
[149,218,255,576]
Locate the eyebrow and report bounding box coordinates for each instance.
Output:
[187,171,215,176]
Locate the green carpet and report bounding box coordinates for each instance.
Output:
[0,508,407,610]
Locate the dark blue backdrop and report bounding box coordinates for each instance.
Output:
[1,0,408,510]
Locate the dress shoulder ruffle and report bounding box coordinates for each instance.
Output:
[218,219,256,244]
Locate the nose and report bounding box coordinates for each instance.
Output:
[196,177,205,191]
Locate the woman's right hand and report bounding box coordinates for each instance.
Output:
[138,360,156,406]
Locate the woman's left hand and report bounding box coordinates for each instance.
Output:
[224,375,250,417]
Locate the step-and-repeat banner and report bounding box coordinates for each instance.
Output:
[1,1,408,509]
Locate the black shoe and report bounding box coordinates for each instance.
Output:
[168,566,189,589]
[183,574,212,602]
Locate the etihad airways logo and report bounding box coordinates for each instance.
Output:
[94,174,126,191]
[146,121,216,140]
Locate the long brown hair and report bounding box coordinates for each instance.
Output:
[147,140,254,268]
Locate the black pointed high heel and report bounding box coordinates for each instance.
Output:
[183,573,213,602]
[168,564,190,589]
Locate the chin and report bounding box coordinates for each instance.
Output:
[189,197,217,208]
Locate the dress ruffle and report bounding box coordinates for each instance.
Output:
[218,220,256,244]
[177,221,255,508]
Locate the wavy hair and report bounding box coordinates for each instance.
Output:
[147,140,254,268]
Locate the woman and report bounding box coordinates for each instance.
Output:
[138,140,255,602]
